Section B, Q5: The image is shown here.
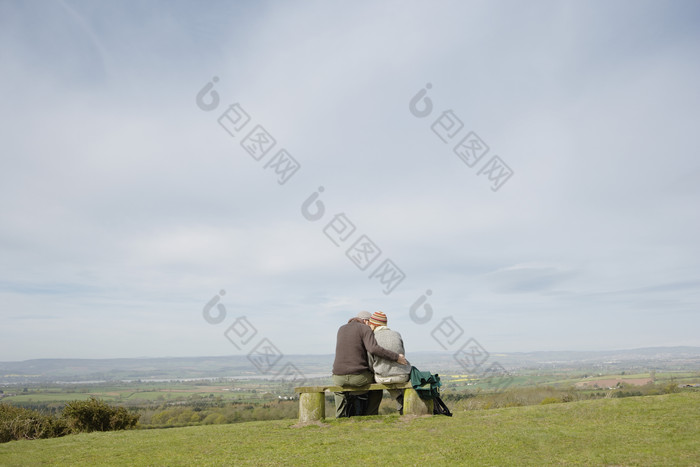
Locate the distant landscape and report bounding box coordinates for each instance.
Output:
[2,346,698,421]
[2,346,699,466]
[2,346,699,384]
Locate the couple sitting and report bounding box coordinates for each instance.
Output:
[332,310,412,417]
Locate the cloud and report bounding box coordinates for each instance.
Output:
[1,0,699,360]
[486,263,578,294]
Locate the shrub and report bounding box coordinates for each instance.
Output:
[109,406,141,430]
[663,383,680,394]
[63,397,139,433]
[0,404,70,443]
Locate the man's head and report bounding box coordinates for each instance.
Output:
[356,311,371,326]
[368,311,387,330]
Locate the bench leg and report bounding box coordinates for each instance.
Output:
[298,392,325,422]
[402,387,433,416]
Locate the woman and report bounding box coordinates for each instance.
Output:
[367,311,412,413]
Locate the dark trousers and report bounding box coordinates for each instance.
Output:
[332,372,382,418]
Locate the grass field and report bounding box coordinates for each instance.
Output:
[1,392,698,466]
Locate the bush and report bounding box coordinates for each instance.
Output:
[63,397,139,433]
[0,404,70,443]
[663,383,680,394]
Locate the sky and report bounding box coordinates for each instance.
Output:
[1,0,699,363]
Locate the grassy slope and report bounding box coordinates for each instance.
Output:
[1,392,698,466]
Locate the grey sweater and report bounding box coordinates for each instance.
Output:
[368,326,412,377]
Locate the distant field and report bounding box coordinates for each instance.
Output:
[1,392,698,466]
[0,380,281,406]
[0,393,102,403]
[575,377,653,388]
[443,370,700,392]
[3,369,698,410]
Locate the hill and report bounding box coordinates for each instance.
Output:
[1,392,698,465]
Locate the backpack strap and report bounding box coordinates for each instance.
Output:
[433,395,453,417]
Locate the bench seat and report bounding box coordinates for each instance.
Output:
[294,382,433,422]
[294,382,414,393]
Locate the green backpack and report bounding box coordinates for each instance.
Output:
[409,366,441,399]
[409,366,452,416]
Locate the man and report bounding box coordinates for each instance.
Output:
[332,311,408,417]
[367,311,412,414]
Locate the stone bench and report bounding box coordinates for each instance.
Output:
[294,382,433,422]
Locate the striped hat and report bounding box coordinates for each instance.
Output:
[369,311,387,327]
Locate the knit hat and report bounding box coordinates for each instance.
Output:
[369,311,387,327]
[356,311,371,320]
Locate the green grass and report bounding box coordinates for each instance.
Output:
[1,392,698,466]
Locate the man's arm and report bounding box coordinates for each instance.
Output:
[397,334,409,366]
[362,327,407,364]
